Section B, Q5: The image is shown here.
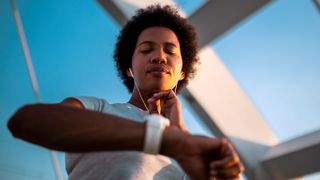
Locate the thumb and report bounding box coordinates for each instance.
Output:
[147,97,160,114]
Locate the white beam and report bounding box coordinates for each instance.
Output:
[97,0,128,26]
[98,0,177,25]
[261,130,320,179]
[312,0,320,14]
[188,0,271,48]
[184,47,278,179]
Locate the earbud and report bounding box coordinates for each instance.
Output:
[129,68,134,78]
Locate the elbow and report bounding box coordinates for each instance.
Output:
[7,104,66,150]
[7,104,35,139]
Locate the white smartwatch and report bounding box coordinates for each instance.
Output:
[143,114,170,154]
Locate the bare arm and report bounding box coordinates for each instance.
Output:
[7,98,244,179]
[7,98,146,152]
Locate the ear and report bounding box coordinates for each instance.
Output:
[179,71,185,80]
[126,69,133,77]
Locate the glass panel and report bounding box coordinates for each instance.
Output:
[212,0,320,141]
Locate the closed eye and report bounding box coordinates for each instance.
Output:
[165,50,175,55]
[165,48,178,55]
[140,49,153,54]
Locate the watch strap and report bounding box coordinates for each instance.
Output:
[143,114,170,154]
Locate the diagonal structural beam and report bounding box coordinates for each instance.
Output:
[97,0,177,26]
[261,129,320,179]
[98,0,128,26]
[184,47,278,179]
[312,0,320,14]
[188,0,271,48]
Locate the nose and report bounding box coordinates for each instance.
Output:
[151,49,167,64]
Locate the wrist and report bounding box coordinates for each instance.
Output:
[159,126,188,159]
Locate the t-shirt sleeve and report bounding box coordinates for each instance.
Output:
[71,96,108,112]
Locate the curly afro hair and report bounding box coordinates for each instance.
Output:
[113,4,199,93]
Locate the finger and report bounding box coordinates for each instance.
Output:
[210,154,239,169]
[214,175,240,180]
[210,163,244,179]
[152,91,178,111]
[147,97,159,114]
[210,139,239,169]
[211,162,245,175]
[153,90,176,100]
[210,153,243,175]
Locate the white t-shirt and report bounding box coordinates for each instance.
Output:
[65,96,186,180]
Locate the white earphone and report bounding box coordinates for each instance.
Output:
[129,68,134,78]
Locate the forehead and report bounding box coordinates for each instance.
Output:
[136,27,180,47]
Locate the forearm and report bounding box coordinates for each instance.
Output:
[8,104,145,152]
[8,104,244,179]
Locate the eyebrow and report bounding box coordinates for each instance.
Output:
[137,41,178,48]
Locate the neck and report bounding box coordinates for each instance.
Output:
[128,88,155,112]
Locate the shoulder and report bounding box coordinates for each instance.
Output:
[60,96,109,112]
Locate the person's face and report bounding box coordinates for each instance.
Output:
[129,26,185,93]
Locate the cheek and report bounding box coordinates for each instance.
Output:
[131,53,142,68]
[131,52,139,66]
[132,53,149,65]
[131,55,148,77]
[172,59,183,73]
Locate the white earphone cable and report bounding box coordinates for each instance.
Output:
[129,69,150,112]
[135,80,150,112]
[129,68,178,113]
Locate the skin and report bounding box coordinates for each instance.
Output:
[7,27,244,180]
[129,26,184,93]
[128,27,186,130]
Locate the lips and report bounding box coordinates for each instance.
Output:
[146,66,170,74]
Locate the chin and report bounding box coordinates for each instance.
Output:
[143,79,174,92]
[147,86,165,92]
[148,84,172,92]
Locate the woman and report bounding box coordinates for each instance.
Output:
[8,4,244,180]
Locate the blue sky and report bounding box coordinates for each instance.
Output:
[1,0,320,179]
[212,0,320,141]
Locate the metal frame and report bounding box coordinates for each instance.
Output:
[188,0,270,48]
[261,130,320,179]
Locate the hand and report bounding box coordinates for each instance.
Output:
[180,137,243,180]
[208,138,244,180]
[162,128,244,180]
[147,90,186,131]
